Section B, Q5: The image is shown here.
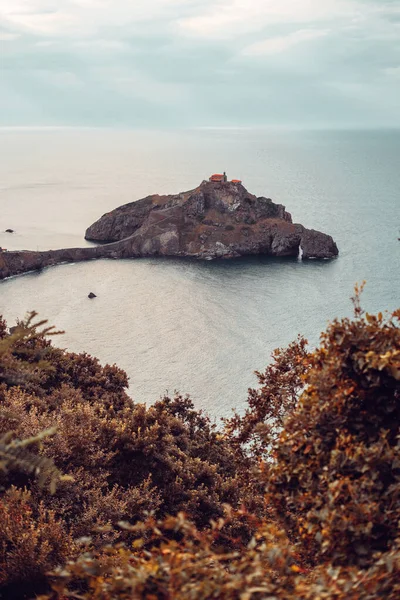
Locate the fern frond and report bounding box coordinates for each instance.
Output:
[0,428,71,494]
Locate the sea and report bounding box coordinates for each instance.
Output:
[0,128,399,419]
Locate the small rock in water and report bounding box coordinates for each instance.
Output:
[5,229,14,233]
[88,292,97,299]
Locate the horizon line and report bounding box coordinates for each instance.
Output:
[0,124,399,132]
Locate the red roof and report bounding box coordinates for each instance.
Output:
[231,179,242,183]
[210,173,224,181]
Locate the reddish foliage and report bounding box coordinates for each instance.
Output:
[0,288,399,599]
[225,336,310,460]
[0,487,74,599]
[268,294,400,567]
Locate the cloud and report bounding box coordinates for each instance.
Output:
[0,0,196,36]
[385,66,400,79]
[242,29,330,56]
[177,0,355,39]
[0,0,399,127]
[1,3,78,35]
[0,32,20,40]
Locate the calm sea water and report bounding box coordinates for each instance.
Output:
[0,128,399,418]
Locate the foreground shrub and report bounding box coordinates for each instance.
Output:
[0,287,399,599]
[0,487,74,599]
[0,313,262,596]
[0,312,130,409]
[41,511,298,600]
[0,388,254,536]
[225,335,310,460]
[39,514,400,600]
[268,289,400,567]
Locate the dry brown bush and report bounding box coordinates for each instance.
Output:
[0,287,399,599]
[268,288,400,567]
[0,313,261,597]
[0,487,74,599]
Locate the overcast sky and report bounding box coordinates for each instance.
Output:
[1,0,400,128]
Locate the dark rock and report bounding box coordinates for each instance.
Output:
[5,229,14,233]
[0,180,338,280]
[297,226,338,259]
[88,292,97,299]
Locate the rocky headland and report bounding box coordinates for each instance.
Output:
[0,180,338,280]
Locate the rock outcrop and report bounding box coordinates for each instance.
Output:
[0,243,123,280]
[0,180,338,280]
[85,180,338,260]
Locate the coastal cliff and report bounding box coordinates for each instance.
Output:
[0,180,338,280]
[86,180,338,259]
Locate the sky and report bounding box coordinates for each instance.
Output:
[1,0,400,128]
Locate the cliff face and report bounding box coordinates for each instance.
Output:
[0,181,338,280]
[85,180,338,260]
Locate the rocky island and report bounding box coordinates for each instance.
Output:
[0,176,338,280]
